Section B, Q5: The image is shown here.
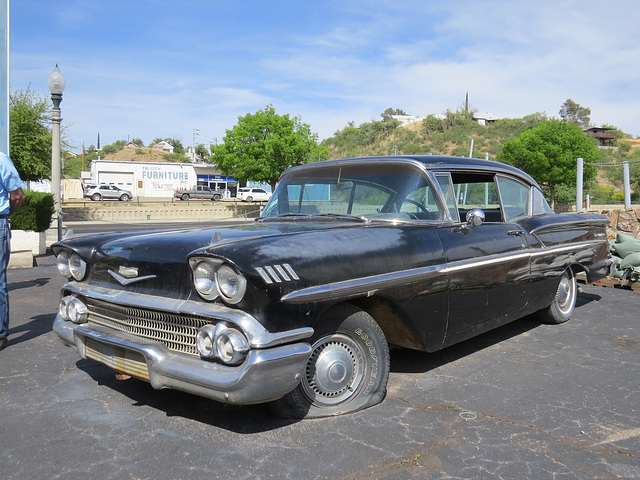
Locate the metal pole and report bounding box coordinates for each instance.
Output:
[0,0,8,155]
[576,157,584,213]
[51,96,62,240]
[623,161,631,209]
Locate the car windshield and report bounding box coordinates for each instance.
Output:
[261,162,444,222]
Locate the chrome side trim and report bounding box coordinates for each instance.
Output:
[281,265,445,304]
[59,283,313,349]
[54,316,311,405]
[281,240,606,304]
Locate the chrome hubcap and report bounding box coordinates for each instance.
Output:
[556,273,575,313]
[303,334,365,406]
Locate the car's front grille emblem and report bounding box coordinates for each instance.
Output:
[256,264,299,284]
[109,266,157,286]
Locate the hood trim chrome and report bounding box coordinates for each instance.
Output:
[108,269,157,286]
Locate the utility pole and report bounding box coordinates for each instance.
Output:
[192,128,200,162]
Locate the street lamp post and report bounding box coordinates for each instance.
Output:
[47,65,66,240]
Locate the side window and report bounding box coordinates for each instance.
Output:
[496,176,530,222]
[451,173,502,222]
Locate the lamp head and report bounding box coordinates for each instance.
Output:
[47,65,66,95]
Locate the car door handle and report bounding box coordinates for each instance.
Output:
[508,230,524,236]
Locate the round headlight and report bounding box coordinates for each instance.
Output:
[59,296,72,320]
[57,250,71,278]
[215,328,249,365]
[69,253,87,281]
[68,298,88,324]
[196,324,216,358]
[193,261,218,300]
[216,264,246,304]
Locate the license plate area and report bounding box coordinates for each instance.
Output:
[85,337,150,381]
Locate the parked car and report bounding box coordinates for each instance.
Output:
[237,187,271,202]
[52,156,611,418]
[174,185,223,201]
[84,184,133,201]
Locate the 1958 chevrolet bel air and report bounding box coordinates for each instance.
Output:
[53,156,612,417]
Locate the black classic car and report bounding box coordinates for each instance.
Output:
[53,156,612,418]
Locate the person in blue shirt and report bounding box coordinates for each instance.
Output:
[0,151,25,350]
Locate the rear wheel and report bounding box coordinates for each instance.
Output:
[536,269,577,324]
[181,193,189,201]
[246,196,253,202]
[270,304,390,418]
[91,193,101,201]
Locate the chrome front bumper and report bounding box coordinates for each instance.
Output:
[54,315,312,405]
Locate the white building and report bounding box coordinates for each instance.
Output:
[473,112,502,126]
[88,160,237,198]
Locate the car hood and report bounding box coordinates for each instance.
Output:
[54,220,378,298]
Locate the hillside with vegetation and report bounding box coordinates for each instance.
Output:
[60,104,640,206]
[320,110,640,205]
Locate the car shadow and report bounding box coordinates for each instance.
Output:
[73,290,602,432]
[391,289,602,374]
[78,359,299,433]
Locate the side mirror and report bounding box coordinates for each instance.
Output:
[466,208,485,227]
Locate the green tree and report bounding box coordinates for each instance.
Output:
[213,105,328,190]
[195,143,209,160]
[166,137,185,154]
[497,120,598,208]
[9,87,53,181]
[381,108,407,123]
[559,99,591,128]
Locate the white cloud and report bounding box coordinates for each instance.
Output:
[9,0,640,149]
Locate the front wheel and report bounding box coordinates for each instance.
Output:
[536,269,577,324]
[119,194,130,201]
[270,305,390,418]
[212,194,221,201]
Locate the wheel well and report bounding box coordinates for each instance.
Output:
[317,297,425,351]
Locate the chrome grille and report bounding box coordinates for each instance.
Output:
[86,298,213,356]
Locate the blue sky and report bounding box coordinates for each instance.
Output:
[9,0,640,153]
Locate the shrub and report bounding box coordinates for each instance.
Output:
[10,190,54,232]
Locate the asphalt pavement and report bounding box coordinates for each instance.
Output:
[2,259,640,479]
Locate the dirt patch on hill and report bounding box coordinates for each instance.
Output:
[103,147,176,163]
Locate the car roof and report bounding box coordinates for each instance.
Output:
[283,155,540,188]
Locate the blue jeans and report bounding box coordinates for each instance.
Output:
[0,219,10,338]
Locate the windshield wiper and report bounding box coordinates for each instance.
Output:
[313,213,368,222]
[258,213,367,223]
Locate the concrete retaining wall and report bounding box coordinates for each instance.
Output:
[61,201,264,222]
